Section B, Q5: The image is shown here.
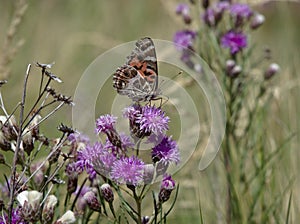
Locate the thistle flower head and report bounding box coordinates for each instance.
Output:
[230,3,253,19]
[0,208,25,224]
[173,30,197,51]
[221,31,247,55]
[111,156,145,186]
[151,135,180,165]
[137,105,169,136]
[176,3,189,15]
[95,114,117,134]
[78,142,117,178]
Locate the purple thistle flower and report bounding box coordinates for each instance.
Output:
[221,31,247,55]
[202,8,216,27]
[175,3,191,24]
[68,132,90,145]
[230,3,253,20]
[123,104,141,120]
[151,135,180,165]
[173,30,197,51]
[0,208,26,224]
[111,156,144,186]
[215,1,230,12]
[137,105,169,136]
[95,114,117,134]
[77,142,116,178]
[202,2,229,27]
[65,162,83,177]
[176,3,190,15]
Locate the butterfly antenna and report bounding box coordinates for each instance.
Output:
[159,70,183,90]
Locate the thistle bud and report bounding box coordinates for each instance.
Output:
[183,14,192,24]
[54,210,76,224]
[264,63,280,80]
[30,162,45,187]
[0,199,4,211]
[0,115,18,141]
[226,59,242,78]
[42,195,57,224]
[202,0,209,9]
[0,153,5,164]
[65,162,80,194]
[100,183,114,203]
[17,190,42,222]
[250,13,265,30]
[158,175,176,203]
[83,191,101,212]
[49,139,61,164]
[22,130,34,155]
[0,129,11,151]
[230,65,242,78]
[142,216,150,224]
[226,59,236,72]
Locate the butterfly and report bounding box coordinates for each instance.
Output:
[113,37,160,102]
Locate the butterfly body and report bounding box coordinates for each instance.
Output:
[113,37,160,102]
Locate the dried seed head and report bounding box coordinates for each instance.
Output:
[58,123,75,136]
[42,195,57,224]
[17,190,43,222]
[36,62,55,70]
[46,86,57,96]
[44,70,62,83]
[54,210,76,224]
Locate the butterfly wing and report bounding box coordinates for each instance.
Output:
[113,37,158,101]
[126,37,158,88]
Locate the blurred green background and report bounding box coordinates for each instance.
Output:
[0,0,299,223]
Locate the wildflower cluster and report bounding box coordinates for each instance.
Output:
[0,63,78,223]
[0,59,180,223]
[71,103,180,222]
[174,1,279,79]
[174,1,282,223]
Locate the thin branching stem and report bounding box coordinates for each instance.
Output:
[8,64,31,224]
